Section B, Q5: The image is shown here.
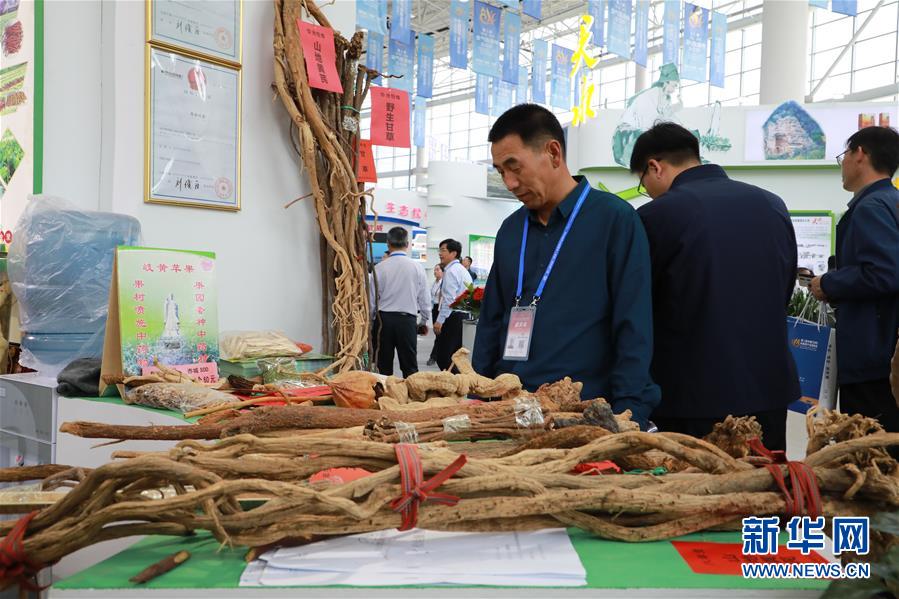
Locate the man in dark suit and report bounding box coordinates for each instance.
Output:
[811,126,899,433]
[631,122,799,450]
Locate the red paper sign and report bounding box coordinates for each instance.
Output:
[142,362,220,385]
[357,139,378,183]
[671,542,829,576]
[296,19,343,93]
[370,86,410,148]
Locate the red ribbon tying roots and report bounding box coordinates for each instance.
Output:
[0,511,45,592]
[749,437,823,519]
[390,443,467,531]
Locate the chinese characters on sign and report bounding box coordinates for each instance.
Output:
[357,139,378,183]
[297,20,344,93]
[370,87,411,148]
[112,247,220,378]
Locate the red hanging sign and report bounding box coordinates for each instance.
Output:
[296,19,343,93]
[370,87,410,148]
[357,140,378,183]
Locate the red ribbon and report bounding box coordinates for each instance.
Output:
[0,511,46,592]
[390,443,467,531]
[749,437,823,519]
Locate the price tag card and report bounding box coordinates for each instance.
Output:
[503,306,536,361]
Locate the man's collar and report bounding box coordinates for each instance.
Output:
[528,176,588,222]
[669,164,728,191]
[848,177,893,209]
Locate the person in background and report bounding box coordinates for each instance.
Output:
[462,256,478,284]
[473,104,659,429]
[433,239,472,371]
[632,122,799,450]
[811,126,899,434]
[370,227,431,378]
[427,264,443,366]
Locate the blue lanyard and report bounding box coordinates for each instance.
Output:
[515,183,591,306]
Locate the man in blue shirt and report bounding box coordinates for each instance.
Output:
[472,104,660,429]
[631,123,799,450]
[811,126,899,434]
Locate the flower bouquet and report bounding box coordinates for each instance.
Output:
[451,284,485,321]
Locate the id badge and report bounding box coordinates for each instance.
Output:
[503,306,536,361]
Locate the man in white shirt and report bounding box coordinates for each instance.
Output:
[433,238,473,371]
[370,227,431,377]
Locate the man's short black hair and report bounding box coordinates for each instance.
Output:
[387,226,408,248]
[440,238,462,259]
[488,104,566,157]
[463,256,473,262]
[629,122,702,173]
[847,126,899,176]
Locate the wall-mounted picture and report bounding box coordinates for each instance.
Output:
[148,0,241,65]
[145,45,241,211]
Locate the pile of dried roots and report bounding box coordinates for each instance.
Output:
[5,410,898,577]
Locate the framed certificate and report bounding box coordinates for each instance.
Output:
[148,0,242,65]
[145,45,241,211]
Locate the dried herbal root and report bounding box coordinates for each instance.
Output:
[704,416,764,459]
[3,425,899,576]
[130,550,190,584]
[274,0,371,370]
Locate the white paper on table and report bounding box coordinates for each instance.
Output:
[240,528,587,587]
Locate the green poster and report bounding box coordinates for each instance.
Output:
[115,246,219,377]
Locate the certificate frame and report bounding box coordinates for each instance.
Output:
[147,0,243,66]
[144,43,242,211]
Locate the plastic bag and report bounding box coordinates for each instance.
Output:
[221,330,311,361]
[257,357,306,389]
[8,196,141,375]
[123,383,238,413]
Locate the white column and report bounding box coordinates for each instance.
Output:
[635,65,650,93]
[759,0,809,104]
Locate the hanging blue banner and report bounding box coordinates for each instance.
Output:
[523,0,542,20]
[357,0,387,36]
[587,0,605,48]
[390,0,411,41]
[607,0,632,59]
[472,1,502,78]
[709,11,726,88]
[417,34,434,98]
[450,0,469,69]
[388,30,415,93]
[831,0,857,15]
[492,77,515,117]
[634,0,649,67]
[475,74,490,115]
[573,68,580,107]
[809,0,829,7]
[663,0,680,67]
[682,3,708,82]
[532,39,548,104]
[365,30,384,85]
[550,44,573,110]
[502,10,521,84]
[517,66,528,104]
[414,97,426,148]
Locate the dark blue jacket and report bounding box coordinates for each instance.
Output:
[637,165,800,419]
[821,178,899,384]
[472,177,660,428]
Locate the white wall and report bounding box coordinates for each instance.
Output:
[40,0,357,350]
[425,161,519,269]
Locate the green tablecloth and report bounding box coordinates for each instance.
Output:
[54,530,829,591]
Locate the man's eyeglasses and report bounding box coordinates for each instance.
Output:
[637,166,650,198]
[836,149,848,166]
